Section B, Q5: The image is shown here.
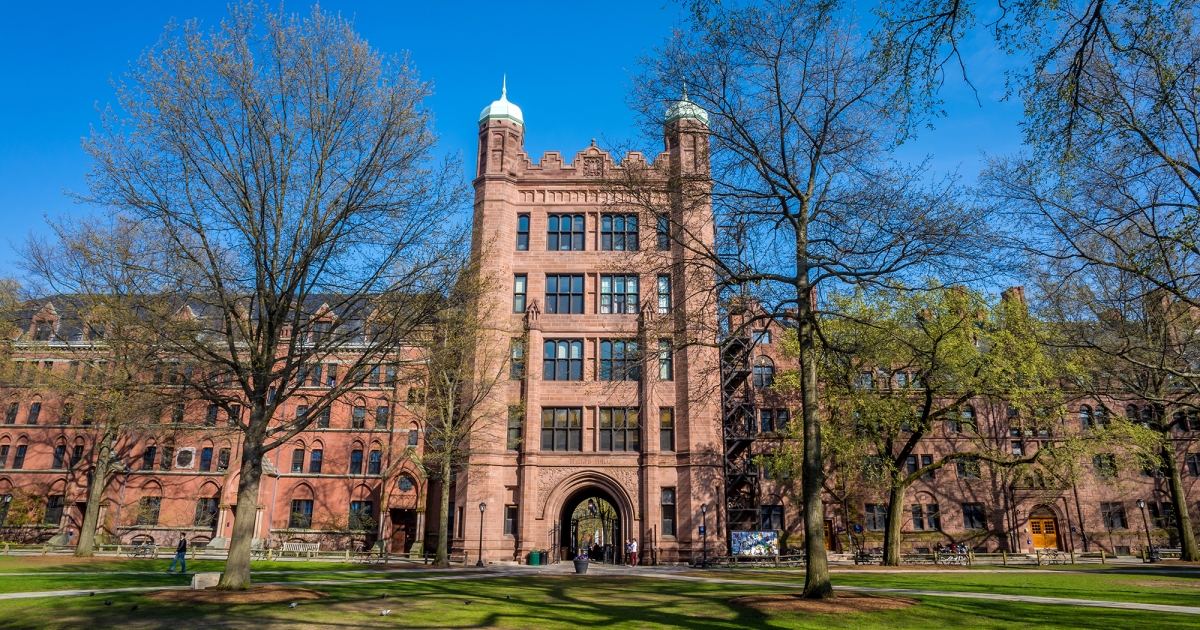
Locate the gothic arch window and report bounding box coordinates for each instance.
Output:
[1080,405,1093,429]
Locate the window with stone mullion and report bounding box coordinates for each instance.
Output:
[600,340,639,381]
[541,407,582,451]
[543,339,583,381]
[547,214,585,251]
[599,407,640,452]
[600,275,639,314]
[601,214,639,251]
[545,275,584,314]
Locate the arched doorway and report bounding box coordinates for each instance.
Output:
[559,486,623,563]
[1029,506,1060,550]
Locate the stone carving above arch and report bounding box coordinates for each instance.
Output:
[537,466,639,521]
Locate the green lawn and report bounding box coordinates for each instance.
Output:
[0,558,1198,628]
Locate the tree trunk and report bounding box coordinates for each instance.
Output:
[798,306,832,598]
[74,423,119,557]
[882,482,907,566]
[217,440,264,590]
[434,456,452,567]
[1161,441,1198,561]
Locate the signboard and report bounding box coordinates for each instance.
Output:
[853,524,863,534]
[698,526,706,535]
[730,530,779,556]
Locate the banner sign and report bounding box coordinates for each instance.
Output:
[730,530,779,556]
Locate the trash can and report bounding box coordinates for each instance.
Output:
[529,550,540,566]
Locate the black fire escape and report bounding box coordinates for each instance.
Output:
[721,334,759,534]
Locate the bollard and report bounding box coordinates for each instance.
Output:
[967,551,973,566]
[1100,549,1106,564]
[1002,550,1007,566]
[1036,548,1042,566]
[1069,550,1075,564]
[933,550,939,565]
[1142,548,1148,563]
[3,542,8,556]
[268,547,274,561]
[344,548,350,563]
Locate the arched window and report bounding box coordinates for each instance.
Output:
[289,484,314,529]
[753,356,775,388]
[136,481,162,526]
[1140,406,1156,429]
[1080,405,1093,429]
[1126,405,1139,421]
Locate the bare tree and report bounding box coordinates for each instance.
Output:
[981,1,1200,560]
[622,0,990,597]
[407,260,509,567]
[20,216,189,557]
[72,3,463,588]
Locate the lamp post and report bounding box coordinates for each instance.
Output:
[1136,499,1157,563]
[476,502,486,567]
[700,503,708,569]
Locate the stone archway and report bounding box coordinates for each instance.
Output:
[541,470,638,562]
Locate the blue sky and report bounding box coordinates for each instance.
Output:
[0,1,1026,271]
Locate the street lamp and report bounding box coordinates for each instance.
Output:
[1136,499,1158,563]
[700,503,708,569]
[476,502,486,567]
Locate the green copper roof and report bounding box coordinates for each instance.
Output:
[479,76,524,128]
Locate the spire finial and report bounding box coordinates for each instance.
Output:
[502,75,507,99]
[682,84,689,101]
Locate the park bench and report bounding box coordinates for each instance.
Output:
[281,542,321,557]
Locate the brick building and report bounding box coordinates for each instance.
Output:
[0,86,1197,562]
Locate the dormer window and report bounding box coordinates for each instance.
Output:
[33,321,54,342]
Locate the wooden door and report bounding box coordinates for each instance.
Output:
[823,520,834,551]
[1030,518,1058,549]
[390,509,417,553]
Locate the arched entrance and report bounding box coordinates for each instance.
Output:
[1029,506,1060,550]
[559,486,623,563]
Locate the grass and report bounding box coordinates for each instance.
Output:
[0,558,1197,628]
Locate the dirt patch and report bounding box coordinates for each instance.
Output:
[144,585,327,604]
[729,591,918,614]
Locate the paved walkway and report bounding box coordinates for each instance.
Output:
[1,563,1198,616]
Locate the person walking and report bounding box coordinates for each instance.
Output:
[168,534,187,573]
[629,538,638,566]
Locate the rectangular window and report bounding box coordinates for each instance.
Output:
[656,216,670,250]
[194,498,218,527]
[601,214,639,251]
[376,406,389,428]
[516,214,530,250]
[291,448,304,473]
[408,429,419,446]
[142,446,157,471]
[660,407,675,452]
[352,406,367,429]
[171,404,184,424]
[228,404,242,427]
[349,501,374,530]
[511,339,525,379]
[27,403,40,425]
[657,275,671,314]
[906,455,918,476]
[205,405,219,427]
[961,503,988,530]
[599,340,638,381]
[957,457,981,479]
[752,330,771,345]
[447,502,455,540]
[599,275,639,314]
[1012,441,1025,456]
[82,405,95,426]
[350,449,364,475]
[217,448,230,471]
[545,274,584,314]
[541,407,583,451]
[544,339,584,381]
[60,403,73,425]
[0,445,8,469]
[316,408,331,429]
[1093,454,1117,477]
[369,366,381,387]
[200,447,213,472]
[661,488,676,536]
[12,445,26,469]
[547,214,585,251]
[504,505,518,536]
[368,449,382,475]
[761,505,784,530]
[921,454,935,479]
[52,445,66,469]
[658,340,673,381]
[507,408,523,450]
[309,449,323,474]
[135,496,160,526]
[599,408,640,452]
[4,403,17,424]
[326,364,337,387]
[309,364,323,387]
[912,504,941,530]
[70,444,82,467]
[1101,502,1128,529]
[513,275,527,313]
[289,499,313,528]
[865,504,887,531]
[1187,454,1200,476]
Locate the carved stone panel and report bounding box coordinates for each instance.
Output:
[537,466,640,519]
